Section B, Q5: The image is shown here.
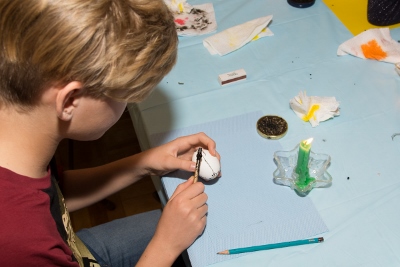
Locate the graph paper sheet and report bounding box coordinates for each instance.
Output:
[150,111,328,267]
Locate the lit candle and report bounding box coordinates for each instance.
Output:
[295,138,313,185]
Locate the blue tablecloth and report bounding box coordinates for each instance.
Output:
[128,0,400,266]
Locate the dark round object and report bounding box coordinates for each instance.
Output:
[287,0,315,8]
[367,0,400,26]
[256,115,288,140]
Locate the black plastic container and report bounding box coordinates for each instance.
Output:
[287,0,315,8]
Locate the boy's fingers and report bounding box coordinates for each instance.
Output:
[167,156,194,172]
[169,176,194,200]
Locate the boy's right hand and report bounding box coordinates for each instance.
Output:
[151,177,208,262]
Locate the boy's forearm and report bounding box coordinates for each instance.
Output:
[62,153,151,212]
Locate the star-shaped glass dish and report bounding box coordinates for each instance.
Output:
[273,145,332,196]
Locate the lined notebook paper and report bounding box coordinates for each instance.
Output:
[150,111,328,267]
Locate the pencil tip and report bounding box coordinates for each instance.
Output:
[217,250,229,255]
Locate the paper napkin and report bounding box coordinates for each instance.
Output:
[203,15,273,56]
[337,28,400,64]
[290,91,340,127]
[164,0,192,13]
[165,0,217,36]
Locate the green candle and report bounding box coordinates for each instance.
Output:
[295,138,315,188]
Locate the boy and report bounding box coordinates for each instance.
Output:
[0,0,219,266]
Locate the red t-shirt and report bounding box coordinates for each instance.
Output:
[0,165,92,266]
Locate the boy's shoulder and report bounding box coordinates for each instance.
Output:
[0,166,77,266]
[0,164,51,197]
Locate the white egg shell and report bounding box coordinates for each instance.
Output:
[192,149,221,181]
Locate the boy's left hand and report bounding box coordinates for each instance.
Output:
[141,132,220,177]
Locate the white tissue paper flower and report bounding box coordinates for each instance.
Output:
[164,0,192,14]
[289,91,340,127]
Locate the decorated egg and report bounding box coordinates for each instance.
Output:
[192,148,221,181]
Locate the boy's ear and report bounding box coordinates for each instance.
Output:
[56,81,84,121]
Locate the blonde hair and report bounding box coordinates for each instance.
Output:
[0,0,178,106]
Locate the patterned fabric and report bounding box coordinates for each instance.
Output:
[49,159,100,267]
[54,178,99,267]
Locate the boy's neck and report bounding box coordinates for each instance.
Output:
[0,106,60,178]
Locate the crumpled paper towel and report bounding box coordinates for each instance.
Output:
[290,91,340,127]
[164,0,192,13]
[203,15,273,56]
[337,28,400,64]
[164,0,217,36]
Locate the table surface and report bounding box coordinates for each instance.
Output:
[127,0,400,266]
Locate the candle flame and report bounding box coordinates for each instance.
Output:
[304,138,313,145]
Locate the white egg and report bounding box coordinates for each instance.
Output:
[192,148,221,181]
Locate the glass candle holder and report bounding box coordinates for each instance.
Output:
[273,144,332,196]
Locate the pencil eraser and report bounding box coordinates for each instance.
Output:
[218,69,246,85]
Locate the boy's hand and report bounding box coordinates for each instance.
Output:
[141,132,220,177]
[142,177,208,264]
[137,133,217,265]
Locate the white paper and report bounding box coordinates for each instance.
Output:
[203,15,273,56]
[169,2,217,36]
[290,91,340,127]
[337,28,400,64]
